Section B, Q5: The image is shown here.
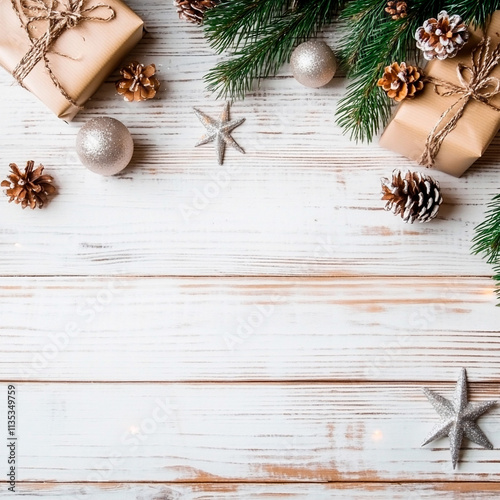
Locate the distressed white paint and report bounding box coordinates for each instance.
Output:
[0,0,499,496]
[0,382,500,482]
[1,277,499,382]
[8,482,500,499]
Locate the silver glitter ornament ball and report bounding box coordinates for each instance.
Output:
[76,117,134,176]
[290,41,337,88]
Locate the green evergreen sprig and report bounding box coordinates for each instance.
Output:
[203,0,500,139]
[337,0,500,142]
[204,0,342,100]
[336,0,443,142]
[472,193,500,304]
[445,0,500,27]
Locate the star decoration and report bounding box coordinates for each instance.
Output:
[193,102,245,165]
[422,367,497,469]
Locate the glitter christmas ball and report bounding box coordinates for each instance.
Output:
[290,41,337,88]
[76,117,134,176]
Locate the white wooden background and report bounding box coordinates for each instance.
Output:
[1,1,500,498]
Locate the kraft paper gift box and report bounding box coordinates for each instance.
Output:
[379,11,500,177]
[0,0,144,121]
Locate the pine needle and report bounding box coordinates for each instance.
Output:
[445,0,500,27]
[336,0,500,142]
[204,0,342,100]
[336,0,445,143]
[203,0,500,137]
[472,193,500,304]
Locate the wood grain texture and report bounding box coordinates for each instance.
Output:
[0,382,499,482]
[2,276,499,382]
[7,482,500,499]
[1,0,499,495]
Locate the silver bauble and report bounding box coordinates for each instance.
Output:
[290,41,337,88]
[76,117,134,176]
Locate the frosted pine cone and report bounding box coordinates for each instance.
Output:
[381,170,443,223]
[415,11,469,60]
[377,62,424,102]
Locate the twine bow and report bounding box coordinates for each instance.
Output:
[419,37,500,168]
[11,0,115,107]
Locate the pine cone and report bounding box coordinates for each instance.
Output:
[415,11,469,60]
[377,62,424,102]
[174,0,219,25]
[381,170,443,223]
[1,161,56,209]
[116,62,161,102]
[385,1,407,20]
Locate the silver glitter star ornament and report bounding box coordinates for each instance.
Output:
[193,102,245,165]
[422,368,496,469]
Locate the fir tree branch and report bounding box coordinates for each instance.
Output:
[336,0,446,143]
[204,0,342,100]
[335,0,500,142]
[203,0,500,135]
[494,264,500,303]
[204,0,290,54]
[472,193,500,304]
[472,193,500,264]
[445,0,500,27]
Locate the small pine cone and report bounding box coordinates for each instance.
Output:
[415,11,469,60]
[381,170,443,223]
[385,1,407,20]
[174,0,219,25]
[116,62,160,102]
[1,161,56,210]
[377,62,424,102]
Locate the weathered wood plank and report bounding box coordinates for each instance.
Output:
[2,276,498,382]
[6,482,500,499]
[1,382,499,482]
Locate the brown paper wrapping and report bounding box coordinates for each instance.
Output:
[0,0,144,121]
[380,11,500,177]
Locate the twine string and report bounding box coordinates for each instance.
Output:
[419,37,500,168]
[11,0,115,107]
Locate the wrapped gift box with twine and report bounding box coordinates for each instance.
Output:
[380,11,500,177]
[0,0,143,120]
